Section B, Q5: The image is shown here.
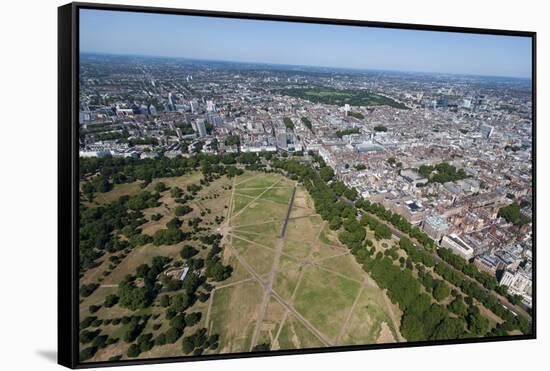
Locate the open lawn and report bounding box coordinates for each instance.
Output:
[208,280,264,353]
[274,313,325,350]
[293,266,361,341]
[230,198,288,227]
[80,170,401,361]
[338,286,399,345]
[272,256,303,302]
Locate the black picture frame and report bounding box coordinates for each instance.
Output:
[58,2,537,368]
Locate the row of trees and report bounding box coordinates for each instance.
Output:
[300,117,313,132]
[434,261,530,334]
[283,117,294,130]
[355,199,435,250]
[354,191,529,332]
[437,247,498,290]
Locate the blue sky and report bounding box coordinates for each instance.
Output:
[80,9,532,78]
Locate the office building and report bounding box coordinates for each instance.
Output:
[441,233,474,260]
[196,119,207,138]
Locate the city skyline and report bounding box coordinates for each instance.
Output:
[80,9,532,79]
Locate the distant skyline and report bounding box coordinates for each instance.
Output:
[80,9,532,79]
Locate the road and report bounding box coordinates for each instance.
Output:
[347,197,531,320]
[249,185,298,350]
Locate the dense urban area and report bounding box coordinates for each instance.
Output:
[78,53,533,362]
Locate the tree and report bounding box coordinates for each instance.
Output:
[136,333,155,352]
[175,205,193,217]
[205,259,232,281]
[335,128,360,138]
[170,293,191,312]
[82,182,95,199]
[169,314,186,330]
[498,202,530,226]
[126,344,140,358]
[122,321,143,343]
[329,216,342,230]
[400,312,426,341]
[225,134,240,147]
[154,182,168,193]
[118,281,152,311]
[466,307,491,336]
[252,342,271,352]
[79,329,100,344]
[89,304,101,314]
[136,264,150,278]
[152,228,185,246]
[180,245,199,259]
[79,346,98,362]
[154,333,166,346]
[283,117,294,130]
[182,273,202,293]
[185,312,202,327]
[509,294,523,305]
[164,327,182,344]
[449,296,468,316]
[166,217,182,230]
[79,283,99,298]
[433,281,451,302]
[300,117,313,131]
[319,167,334,182]
[171,187,183,199]
[430,317,466,340]
[181,337,195,354]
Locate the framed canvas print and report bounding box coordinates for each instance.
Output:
[58,2,536,368]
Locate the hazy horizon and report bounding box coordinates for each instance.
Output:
[80,9,533,79]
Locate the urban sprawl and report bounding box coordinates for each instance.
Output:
[80,54,533,311]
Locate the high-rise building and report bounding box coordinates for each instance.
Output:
[190,100,198,114]
[206,112,223,126]
[168,92,175,111]
[206,100,216,112]
[343,104,350,116]
[196,119,207,138]
[480,124,494,139]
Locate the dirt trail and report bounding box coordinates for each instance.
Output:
[335,282,365,345]
[249,185,296,351]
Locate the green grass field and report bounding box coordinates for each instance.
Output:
[293,266,361,341]
[80,170,402,361]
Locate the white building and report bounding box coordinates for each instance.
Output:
[206,100,216,112]
[423,214,450,242]
[441,233,474,260]
[500,269,532,296]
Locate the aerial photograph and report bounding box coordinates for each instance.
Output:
[77,9,533,363]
